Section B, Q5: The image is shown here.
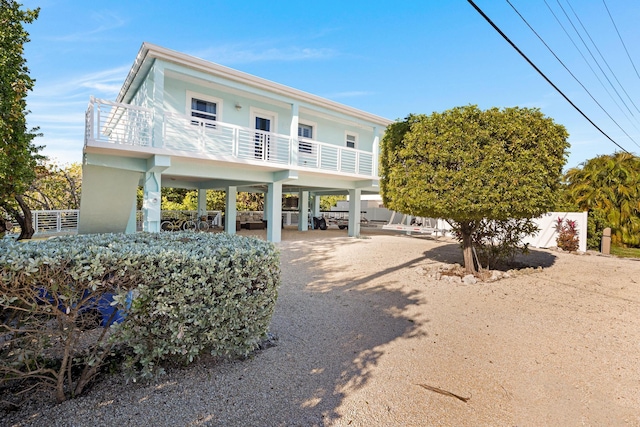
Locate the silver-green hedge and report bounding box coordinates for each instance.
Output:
[1,232,280,382]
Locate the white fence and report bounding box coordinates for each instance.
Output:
[5,209,589,252]
[5,210,79,236]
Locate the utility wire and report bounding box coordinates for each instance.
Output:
[564,0,640,116]
[602,0,640,81]
[543,0,638,133]
[465,0,630,153]
[507,0,639,148]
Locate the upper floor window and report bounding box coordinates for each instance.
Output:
[186,91,222,129]
[298,123,314,154]
[346,133,357,149]
[298,123,313,139]
[191,98,217,122]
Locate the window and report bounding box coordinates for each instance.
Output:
[191,98,216,128]
[186,91,222,129]
[298,123,314,154]
[346,133,357,149]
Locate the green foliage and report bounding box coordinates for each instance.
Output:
[565,152,640,247]
[380,105,569,272]
[320,195,346,211]
[0,236,137,403]
[0,232,280,403]
[610,245,640,259]
[555,217,579,252]
[115,232,279,380]
[586,208,607,251]
[0,1,43,239]
[24,162,82,210]
[453,218,538,269]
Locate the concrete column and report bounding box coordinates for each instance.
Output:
[372,126,379,177]
[311,193,321,217]
[290,103,299,167]
[142,172,162,232]
[266,181,283,242]
[197,189,207,219]
[125,192,138,233]
[151,63,165,148]
[263,191,271,224]
[601,227,612,255]
[348,189,361,237]
[142,155,170,233]
[298,190,309,231]
[225,186,237,235]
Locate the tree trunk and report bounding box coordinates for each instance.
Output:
[14,195,35,240]
[459,221,477,274]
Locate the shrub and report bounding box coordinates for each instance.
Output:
[0,237,137,404]
[0,232,280,404]
[555,217,580,252]
[586,209,608,250]
[451,218,538,270]
[113,232,280,380]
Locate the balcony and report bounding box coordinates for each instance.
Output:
[85,98,376,178]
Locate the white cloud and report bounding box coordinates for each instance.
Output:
[49,11,127,42]
[26,65,130,162]
[323,90,374,99]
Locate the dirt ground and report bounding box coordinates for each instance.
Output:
[3,227,639,426]
[270,228,640,426]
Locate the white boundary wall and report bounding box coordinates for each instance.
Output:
[524,211,588,252]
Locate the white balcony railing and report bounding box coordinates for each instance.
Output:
[85,98,376,177]
[85,97,153,147]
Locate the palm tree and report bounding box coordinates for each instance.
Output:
[565,152,640,246]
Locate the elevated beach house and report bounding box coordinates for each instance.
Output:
[79,43,392,242]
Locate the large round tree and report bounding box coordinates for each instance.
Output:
[380,105,569,273]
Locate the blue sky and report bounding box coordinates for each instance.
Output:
[20,0,640,169]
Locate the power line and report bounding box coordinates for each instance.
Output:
[563,0,640,117]
[506,0,640,148]
[542,0,637,133]
[553,0,638,123]
[465,0,630,153]
[602,0,640,82]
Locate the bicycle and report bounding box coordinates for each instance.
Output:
[195,216,210,231]
[160,218,196,231]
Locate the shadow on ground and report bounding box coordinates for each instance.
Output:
[418,239,557,270]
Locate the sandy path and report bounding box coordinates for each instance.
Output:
[3,229,639,426]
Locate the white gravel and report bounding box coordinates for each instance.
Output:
[2,228,640,426]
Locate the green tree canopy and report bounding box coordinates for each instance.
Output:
[380,105,569,272]
[24,162,82,210]
[565,152,640,247]
[0,1,42,239]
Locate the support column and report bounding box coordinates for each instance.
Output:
[263,191,271,224]
[225,186,237,235]
[298,190,309,231]
[142,172,162,232]
[372,126,380,177]
[348,189,362,237]
[142,155,170,233]
[290,103,299,167]
[197,189,207,220]
[125,192,138,233]
[311,193,321,218]
[266,181,283,242]
[152,63,165,148]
